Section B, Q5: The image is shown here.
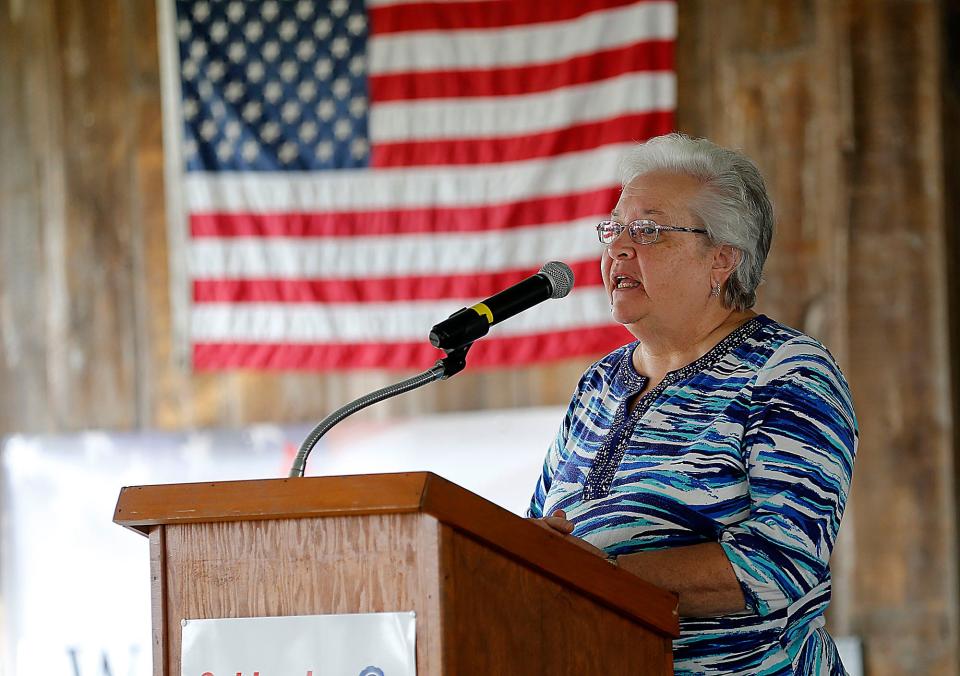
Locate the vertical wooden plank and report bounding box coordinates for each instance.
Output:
[50,0,141,429]
[0,0,61,435]
[149,526,169,676]
[806,2,858,636]
[0,0,150,434]
[844,1,956,673]
[120,0,165,427]
[416,512,444,675]
[942,0,960,668]
[676,0,850,347]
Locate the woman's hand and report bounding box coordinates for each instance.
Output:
[538,508,574,534]
[532,509,608,559]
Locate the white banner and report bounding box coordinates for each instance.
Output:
[180,612,416,676]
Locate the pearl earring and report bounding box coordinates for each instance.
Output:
[711,281,721,298]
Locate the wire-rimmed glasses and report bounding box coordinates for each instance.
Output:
[596,220,709,246]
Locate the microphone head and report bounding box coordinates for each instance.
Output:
[539,261,575,299]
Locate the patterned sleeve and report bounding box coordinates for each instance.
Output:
[527,395,576,519]
[527,365,597,518]
[719,337,858,616]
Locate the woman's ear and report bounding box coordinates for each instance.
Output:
[712,245,740,281]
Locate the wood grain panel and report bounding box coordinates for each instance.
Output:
[49,0,142,429]
[159,513,442,675]
[0,0,62,434]
[844,2,955,674]
[115,473,429,532]
[145,493,672,675]
[676,0,851,346]
[440,525,673,674]
[149,527,169,676]
[943,0,960,670]
[420,472,679,637]
[0,0,152,432]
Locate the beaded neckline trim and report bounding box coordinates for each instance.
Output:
[583,315,768,501]
[614,315,768,394]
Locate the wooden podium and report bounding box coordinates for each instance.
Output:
[114,472,679,675]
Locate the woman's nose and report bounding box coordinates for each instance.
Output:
[606,230,637,259]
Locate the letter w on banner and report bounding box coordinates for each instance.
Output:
[158,0,676,371]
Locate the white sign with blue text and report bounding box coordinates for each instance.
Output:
[180,612,416,676]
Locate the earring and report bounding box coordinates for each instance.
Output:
[711,281,721,298]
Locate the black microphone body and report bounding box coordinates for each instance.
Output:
[429,262,574,351]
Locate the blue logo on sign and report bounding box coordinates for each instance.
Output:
[359,668,384,676]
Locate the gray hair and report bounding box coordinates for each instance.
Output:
[619,133,774,311]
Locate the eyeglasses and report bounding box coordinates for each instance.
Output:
[597,220,709,246]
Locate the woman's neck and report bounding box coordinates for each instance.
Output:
[630,309,757,381]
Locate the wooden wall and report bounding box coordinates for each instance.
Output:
[0,0,956,673]
[679,1,956,673]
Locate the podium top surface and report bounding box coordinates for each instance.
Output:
[114,471,679,637]
[115,471,441,532]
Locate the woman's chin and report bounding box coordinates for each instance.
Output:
[610,305,640,326]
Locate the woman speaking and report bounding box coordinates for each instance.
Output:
[530,134,858,675]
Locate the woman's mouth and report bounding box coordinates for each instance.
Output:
[612,274,641,290]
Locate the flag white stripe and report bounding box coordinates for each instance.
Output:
[184,144,627,212]
[188,218,603,278]
[191,287,612,342]
[369,72,675,142]
[367,3,677,74]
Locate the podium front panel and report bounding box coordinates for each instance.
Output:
[152,513,443,675]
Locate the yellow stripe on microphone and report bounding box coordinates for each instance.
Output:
[470,302,494,324]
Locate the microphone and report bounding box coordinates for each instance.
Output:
[429,261,575,351]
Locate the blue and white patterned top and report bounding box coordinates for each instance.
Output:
[529,315,858,675]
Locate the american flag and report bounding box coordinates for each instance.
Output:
[163,0,676,370]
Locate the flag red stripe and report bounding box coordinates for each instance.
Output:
[190,186,619,237]
[369,41,674,102]
[369,0,657,33]
[193,325,632,371]
[193,259,604,303]
[371,111,674,167]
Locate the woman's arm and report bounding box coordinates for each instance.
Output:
[616,543,745,616]
[537,510,745,616]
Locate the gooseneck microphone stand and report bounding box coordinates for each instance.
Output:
[287,344,471,478]
[288,260,575,478]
